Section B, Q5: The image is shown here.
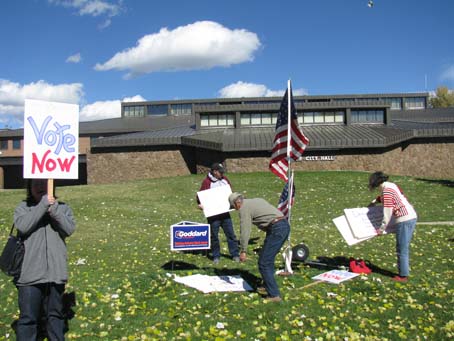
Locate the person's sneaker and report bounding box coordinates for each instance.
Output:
[213,258,220,264]
[256,286,267,295]
[392,275,408,282]
[233,256,240,262]
[264,296,282,303]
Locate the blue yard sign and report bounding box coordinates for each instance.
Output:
[170,221,210,251]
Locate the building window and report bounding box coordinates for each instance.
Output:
[0,140,8,150]
[12,139,21,149]
[124,105,146,117]
[170,103,192,115]
[299,111,344,125]
[404,97,425,110]
[351,110,384,123]
[383,98,402,110]
[200,113,234,127]
[240,112,277,126]
[147,104,168,116]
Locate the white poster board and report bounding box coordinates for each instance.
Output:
[344,206,395,239]
[332,215,375,246]
[173,274,253,293]
[312,270,359,284]
[23,99,79,179]
[197,185,232,217]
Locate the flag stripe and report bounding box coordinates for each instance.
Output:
[269,85,309,181]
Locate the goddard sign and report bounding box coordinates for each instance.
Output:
[170,221,210,251]
[23,99,79,179]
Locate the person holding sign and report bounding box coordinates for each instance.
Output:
[13,179,76,340]
[368,171,417,282]
[229,192,290,302]
[197,163,240,264]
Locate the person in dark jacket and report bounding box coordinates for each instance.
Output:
[197,163,240,264]
[14,179,76,340]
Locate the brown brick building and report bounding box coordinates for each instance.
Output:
[1,92,453,189]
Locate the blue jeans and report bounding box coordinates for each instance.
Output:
[16,283,65,341]
[258,219,290,298]
[208,213,239,259]
[395,218,417,277]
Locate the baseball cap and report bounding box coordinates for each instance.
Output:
[211,163,225,174]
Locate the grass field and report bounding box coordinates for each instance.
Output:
[0,171,453,340]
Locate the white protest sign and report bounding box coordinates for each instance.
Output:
[312,270,359,284]
[344,206,395,239]
[197,185,233,218]
[23,99,79,179]
[332,215,375,246]
[173,274,253,293]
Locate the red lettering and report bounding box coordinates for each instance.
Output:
[31,150,75,174]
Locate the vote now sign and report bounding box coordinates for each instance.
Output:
[23,99,79,179]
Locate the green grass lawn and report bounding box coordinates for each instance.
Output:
[0,171,453,340]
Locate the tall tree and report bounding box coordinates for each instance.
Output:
[430,86,454,108]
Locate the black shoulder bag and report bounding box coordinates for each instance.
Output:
[0,224,25,278]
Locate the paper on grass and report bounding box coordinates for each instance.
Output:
[197,185,233,217]
[332,215,375,246]
[312,270,359,284]
[173,274,253,294]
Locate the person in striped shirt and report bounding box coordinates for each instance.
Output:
[368,171,418,282]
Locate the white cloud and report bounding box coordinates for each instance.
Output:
[80,95,146,121]
[94,21,261,78]
[66,52,82,63]
[0,79,83,112]
[48,0,122,28]
[440,65,454,82]
[218,81,308,98]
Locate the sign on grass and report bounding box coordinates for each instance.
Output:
[170,221,210,251]
[23,99,79,179]
[312,270,359,284]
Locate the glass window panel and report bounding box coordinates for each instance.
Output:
[241,113,251,125]
[227,114,235,126]
[325,112,335,123]
[218,114,227,126]
[12,139,21,149]
[303,112,314,123]
[272,113,278,124]
[148,104,168,115]
[200,115,209,127]
[209,115,218,126]
[0,140,8,150]
[251,113,261,125]
[335,111,344,123]
[314,112,324,123]
[262,113,272,125]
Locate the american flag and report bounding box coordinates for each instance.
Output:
[277,174,295,218]
[269,85,309,181]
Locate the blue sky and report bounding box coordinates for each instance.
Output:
[1,0,453,128]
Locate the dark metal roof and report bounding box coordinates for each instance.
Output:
[79,115,194,135]
[91,126,196,148]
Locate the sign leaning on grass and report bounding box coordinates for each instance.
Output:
[23,99,79,179]
[170,221,210,251]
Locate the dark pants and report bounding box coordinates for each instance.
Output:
[208,213,239,259]
[16,283,65,341]
[258,219,290,298]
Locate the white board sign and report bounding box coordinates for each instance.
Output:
[23,99,79,179]
[344,206,395,239]
[332,215,375,246]
[312,270,359,284]
[197,185,233,218]
[173,274,253,293]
